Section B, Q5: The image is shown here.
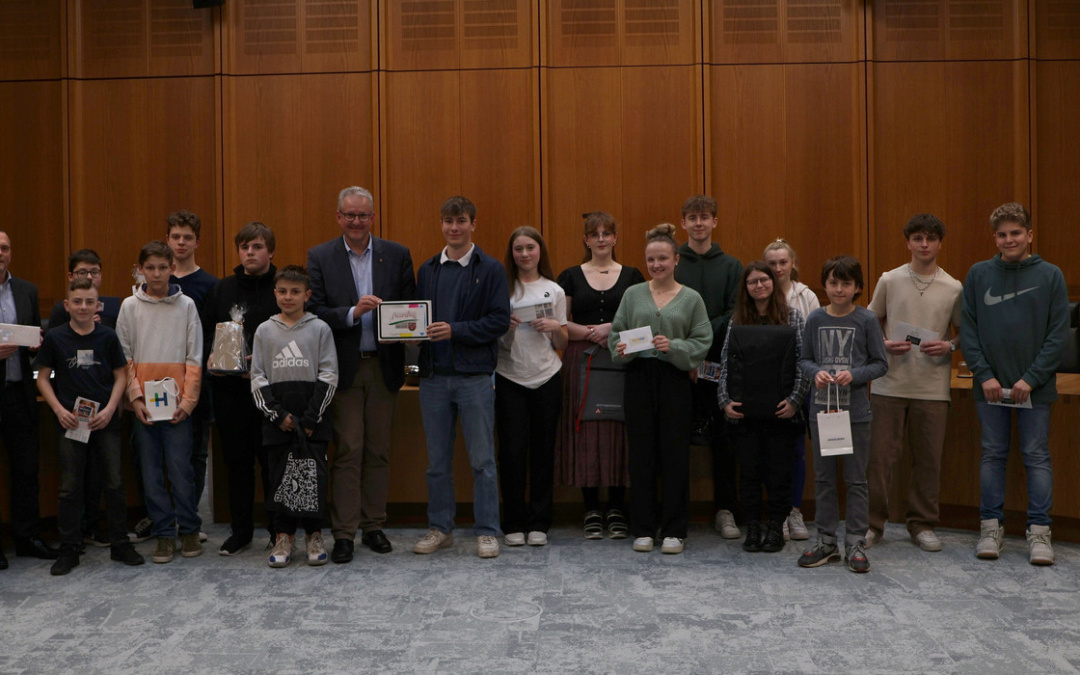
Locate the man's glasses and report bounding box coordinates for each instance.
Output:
[339,211,374,222]
[73,269,102,279]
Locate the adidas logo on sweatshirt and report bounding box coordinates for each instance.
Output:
[273,340,311,369]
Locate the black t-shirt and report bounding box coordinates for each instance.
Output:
[557,265,644,326]
[36,323,127,430]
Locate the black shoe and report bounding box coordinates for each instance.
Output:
[83,529,110,548]
[50,545,81,576]
[690,419,712,447]
[15,537,60,560]
[331,538,354,564]
[361,530,392,554]
[128,517,153,544]
[110,542,145,566]
[218,534,252,556]
[742,521,763,553]
[0,546,8,570]
[761,521,785,553]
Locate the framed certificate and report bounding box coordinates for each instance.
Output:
[377,301,432,341]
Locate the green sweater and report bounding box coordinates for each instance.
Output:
[608,283,712,372]
[674,243,742,361]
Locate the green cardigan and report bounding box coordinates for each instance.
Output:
[608,283,712,372]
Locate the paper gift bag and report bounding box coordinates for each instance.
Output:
[144,378,180,422]
[816,382,853,456]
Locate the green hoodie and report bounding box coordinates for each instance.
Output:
[675,242,742,361]
[960,253,1070,404]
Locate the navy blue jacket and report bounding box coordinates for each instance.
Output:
[416,245,510,377]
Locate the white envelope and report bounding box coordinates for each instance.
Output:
[0,322,41,348]
[987,388,1033,409]
[619,326,655,354]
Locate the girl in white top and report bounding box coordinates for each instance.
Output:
[763,239,820,541]
[495,226,568,547]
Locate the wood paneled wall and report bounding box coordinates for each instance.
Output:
[2,0,1079,316]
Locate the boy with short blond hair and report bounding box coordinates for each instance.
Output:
[37,278,145,574]
[116,240,203,564]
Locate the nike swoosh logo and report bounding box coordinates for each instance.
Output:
[984,287,1038,306]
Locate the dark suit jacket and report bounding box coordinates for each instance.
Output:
[2,275,41,401]
[307,235,415,391]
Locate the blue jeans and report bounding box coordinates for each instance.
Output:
[419,374,500,536]
[977,402,1053,526]
[132,417,201,538]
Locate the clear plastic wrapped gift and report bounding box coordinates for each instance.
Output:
[208,304,248,373]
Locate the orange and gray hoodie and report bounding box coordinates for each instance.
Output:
[116,283,203,416]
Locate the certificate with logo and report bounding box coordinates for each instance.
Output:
[377,301,431,341]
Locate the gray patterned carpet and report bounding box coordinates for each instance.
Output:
[2,520,1079,674]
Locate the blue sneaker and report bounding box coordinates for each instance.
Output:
[268,533,293,568]
[306,532,328,566]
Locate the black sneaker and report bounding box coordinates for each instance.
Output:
[742,521,763,553]
[761,521,785,553]
[83,529,110,548]
[798,542,840,568]
[128,517,153,544]
[219,534,252,557]
[50,545,81,576]
[110,542,145,566]
[846,544,870,573]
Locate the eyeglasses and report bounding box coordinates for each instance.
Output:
[587,231,614,240]
[746,278,771,287]
[339,211,374,222]
[73,269,102,279]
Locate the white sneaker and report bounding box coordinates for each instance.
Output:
[1026,525,1054,566]
[306,531,328,566]
[268,533,293,568]
[715,510,740,539]
[913,530,942,552]
[477,535,499,559]
[660,537,684,554]
[786,508,809,540]
[526,531,548,546]
[632,536,654,552]
[414,528,453,554]
[976,519,1004,560]
[504,532,525,547]
[864,529,879,548]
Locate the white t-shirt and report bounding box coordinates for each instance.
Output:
[496,277,567,389]
[868,264,962,401]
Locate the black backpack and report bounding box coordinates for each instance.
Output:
[725,324,797,420]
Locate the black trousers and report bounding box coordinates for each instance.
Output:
[1,382,41,541]
[212,376,272,539]
[625,359,693,539]
[692,378,739,515]
[730,418,801,524]
[58,428,127,546]
[495,372,561,534]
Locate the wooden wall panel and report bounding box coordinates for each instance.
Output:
[543,68,624,275]
[380,68,537,263]
[867,62,950,285]
[1034,0,1080,59]
[70,0,216,78]
[710,63,866,293]
[224,0,373,74]
[0,0,63,81]
[223,73,377,272]
[384,0,534,71]
[544,0,697,68]
[869,0,1026,61]
[707,0,861,65]
[1033,60,1080,295]
[0,81,65,313]
[69,77,219,293]
[940,61,1030,281]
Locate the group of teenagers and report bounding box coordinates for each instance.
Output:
[0,190,1069,577]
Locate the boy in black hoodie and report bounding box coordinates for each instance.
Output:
[962,202,1069,566]
[674,194,744,539]
[202,222,281,556]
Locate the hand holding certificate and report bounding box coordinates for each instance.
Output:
[377,301,432,341]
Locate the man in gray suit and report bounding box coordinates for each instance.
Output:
[0,229,58,566]
[307,186,415,563]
